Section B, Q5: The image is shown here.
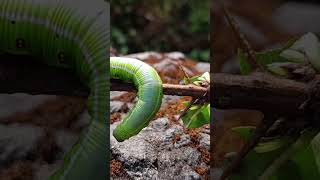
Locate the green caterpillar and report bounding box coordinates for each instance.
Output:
[111,57,163,142]
[0,0,109,179]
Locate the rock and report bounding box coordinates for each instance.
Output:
[127,169,158,180]
[195,62,210,73]
[0,94,55,119]
[153,58,194,76]
[160,95,182,107]
[199,133,210,150]
[54,130,79,157]
[164,52,185,60]
[181,170,201,180]
[111,118,207,179]
[71,110,90,130]
[111,122,159,180]
[174,134,191,148]
[162,95,181,103]
[181,66,195,78]
[0,124,43,165]
[157,147,201,179]
[150,118,169,130]
[180,147,201,166]
[110,101,126,113]
[163,125,184,144]
[126,103,135,110]
[124,52,162,61]
[110,91,127,100]
[153,58,177,72]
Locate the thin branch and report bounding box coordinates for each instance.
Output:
[212,72,320,116]
[2,54,320,114]
[220,2,264,71]
[111,79,209,101]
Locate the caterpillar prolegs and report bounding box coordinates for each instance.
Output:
[111,57,163,142]
[0,0,109,179]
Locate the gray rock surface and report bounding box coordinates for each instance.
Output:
[199,133,210,151]
[153,58,194,77]
[173,134,191,148]
[124,52,162,61]
[110,91,127,100]
[0,124,43,165]
[161,95,182,107]
[111,117,207,180]
[153,59,178,73]
[111,101,126,114]
[164,52,186,60]
[124,51,186,62]
[0,94,85,179]
[195,62,210,73]
[0,94,55,119]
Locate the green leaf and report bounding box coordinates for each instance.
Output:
[268,161,301,180]
[266,62,293,77]
[238,48,252,75]
[287,32,320,71]
[229,143,291,180]
[182,101,190,107]
[290,144,320,180]
[182,103,210,128]
[254,137,290,153]
[228,130,320,180]
[251,38,297,71]
[231,126,256,142]
[266,130,320,180]
[255,49,289,66]
[200,72,210,83]
[280,49,305,63]
[185,72,210,86]
[238,46,291,75]
[311,132,320,173]
[231,126,290,153]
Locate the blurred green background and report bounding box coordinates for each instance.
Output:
[111,0,210,62]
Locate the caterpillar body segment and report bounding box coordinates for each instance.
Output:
[111,57,163,142]
[0,0,109,179]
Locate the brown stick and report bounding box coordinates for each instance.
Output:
[221,4,263,71]
[2,54,320,113]
[212,72,320,116]
[112,79,209,100]
[0,54,209,100]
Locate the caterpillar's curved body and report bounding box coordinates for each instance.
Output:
[111,57,163,142]
[0,0,109,179]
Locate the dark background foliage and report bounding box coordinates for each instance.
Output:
[111,0,210,62]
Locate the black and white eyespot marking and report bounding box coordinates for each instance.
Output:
[58,51,66,64]
[16,38,25,48]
